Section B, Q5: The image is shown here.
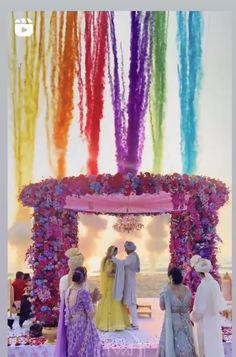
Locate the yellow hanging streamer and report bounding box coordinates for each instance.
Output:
[11,11,83,185]
[43,12,59,175]
[10,12,45,190]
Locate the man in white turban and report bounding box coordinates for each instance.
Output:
[111,241,140,329]
[190,255,227,357]
[59,248,85,298]
[59,247,101,303]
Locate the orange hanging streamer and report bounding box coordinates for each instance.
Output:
[77,15,84,137]
[84,12,109,175]
[53,12,79,177]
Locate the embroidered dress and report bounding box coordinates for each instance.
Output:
[54,288,103,357]
[158,285,197,357]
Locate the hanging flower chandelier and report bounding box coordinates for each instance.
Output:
[113,215,144,234]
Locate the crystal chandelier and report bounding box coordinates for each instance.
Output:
[113,215,144,234]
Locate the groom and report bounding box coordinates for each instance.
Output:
[111,241,140,330]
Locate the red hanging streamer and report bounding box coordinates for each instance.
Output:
[84,12,108,174]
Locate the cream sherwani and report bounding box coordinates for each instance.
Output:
[190,277,226,357]
[59,275,69,300]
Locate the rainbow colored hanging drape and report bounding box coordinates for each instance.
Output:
[10,11,204,185]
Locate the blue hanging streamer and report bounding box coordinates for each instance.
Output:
[177,11,203,174]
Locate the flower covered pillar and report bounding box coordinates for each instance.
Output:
[26,207,78,326]
[169,188,227,295]
[169,210,201,293]
[169,211,193,268]
[183,193,223,293]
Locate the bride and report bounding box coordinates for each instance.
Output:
[95,245,130,331]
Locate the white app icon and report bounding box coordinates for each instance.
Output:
[15,18,33,37]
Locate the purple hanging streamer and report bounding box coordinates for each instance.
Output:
[136,12,153,166]
[108,12,127,172]
[109,12,153,174]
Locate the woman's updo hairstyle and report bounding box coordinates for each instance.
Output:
[72,266,87,284]
[168,267,183,285]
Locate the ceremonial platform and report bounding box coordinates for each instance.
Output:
[8,298,232,357]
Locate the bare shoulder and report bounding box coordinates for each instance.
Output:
[183,284,190,291]
[182,284,192,295]
[185,284,192,290]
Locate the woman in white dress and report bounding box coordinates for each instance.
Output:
[190,255,227,357]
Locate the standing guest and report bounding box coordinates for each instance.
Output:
[12,271,26,311]
[190,255,227,357]
[19,286,32,327]
[96,246,130,331]
[158,267,197,357]
[59,248,85,298]
[23,273,32,291]
[221,272,232,301]
[23,273,31,284]
[111,241,140,330]
[59,247,100,305]
[55,267,103,357]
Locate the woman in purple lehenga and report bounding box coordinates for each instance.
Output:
[54,266,103,357]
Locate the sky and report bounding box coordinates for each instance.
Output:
[8,11,232,277]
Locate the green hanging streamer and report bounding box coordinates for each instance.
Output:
[150,12,169,173]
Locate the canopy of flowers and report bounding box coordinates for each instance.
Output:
[20,172,228,210]
[19,172,229,326]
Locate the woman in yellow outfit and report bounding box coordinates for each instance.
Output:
[95,245,130,331]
